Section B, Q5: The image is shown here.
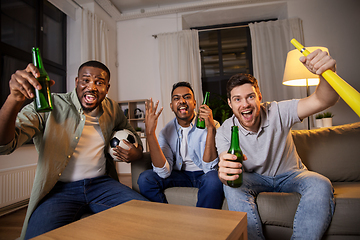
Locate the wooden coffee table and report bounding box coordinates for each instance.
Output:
[32,200,247,240]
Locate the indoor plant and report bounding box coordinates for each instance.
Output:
[208,93,232,124]
[322,111,334,127]
[315,113,324,128]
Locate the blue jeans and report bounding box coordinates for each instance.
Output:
[25,175,148,239]
[138,169,224,209]
[225,169,335,240]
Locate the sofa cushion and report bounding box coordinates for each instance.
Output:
[327,182,360,235]
[164,187,229,210]
[291,122,360,182]
[256,192,300,228]
[131,152,152,193]
[164,187,199,207]
[256,182,360,235]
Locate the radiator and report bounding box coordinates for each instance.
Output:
[0,165,36,209]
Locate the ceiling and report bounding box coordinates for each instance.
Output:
[74,0,280,21]
[110,0,204,13]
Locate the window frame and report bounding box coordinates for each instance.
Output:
[192,19,276,123]
[0,0,67,107]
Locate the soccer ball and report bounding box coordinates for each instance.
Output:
[108,129,138,160]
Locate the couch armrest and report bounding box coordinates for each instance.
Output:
[131,152,152,193]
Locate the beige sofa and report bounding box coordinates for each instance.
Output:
[131,122,360,240]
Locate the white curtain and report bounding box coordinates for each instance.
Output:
[249,18,305,102]
[157,30,203,125]
[81,8,109,65]
[249,18,306,129]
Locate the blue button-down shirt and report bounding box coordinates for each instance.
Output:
[153,116,220,178]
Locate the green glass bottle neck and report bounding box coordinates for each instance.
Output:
[202,92,210,105]
[230,126,241,151]
[32,47,48,76]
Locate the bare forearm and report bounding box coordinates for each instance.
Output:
[298,78,339,119]
[297,49,340,119]
[202,127,217,163]
[0,95,24,145]
[314,76,339,108]
[146,133,167,168]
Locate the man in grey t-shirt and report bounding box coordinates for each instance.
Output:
[216,49,339,240]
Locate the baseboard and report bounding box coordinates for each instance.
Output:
[0,199,29,217]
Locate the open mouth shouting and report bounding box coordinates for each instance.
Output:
[241,109,253,121]
[83,91,98,106]
[178,105,188,114]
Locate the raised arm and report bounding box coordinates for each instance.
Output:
[0,64,43,145]
[145,98,167,168]
[297,49,339,120]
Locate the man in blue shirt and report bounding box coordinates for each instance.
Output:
[138,82,224,208]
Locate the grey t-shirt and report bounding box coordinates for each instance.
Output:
[215,100,307,177]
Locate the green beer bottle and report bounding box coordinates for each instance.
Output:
[227,126,243,188]
[32,47,53,112]
[196,91,210,129]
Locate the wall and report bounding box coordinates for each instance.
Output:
[0,145,37,170]
[116,0,360,130]
[116,14,183,131]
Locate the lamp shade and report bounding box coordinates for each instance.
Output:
[283,47,329,86]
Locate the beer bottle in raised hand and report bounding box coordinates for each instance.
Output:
[32,47,53,112]
[196,91,210,129]
[227,125,243,188]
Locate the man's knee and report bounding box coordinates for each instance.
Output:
[298,171,334,202]
[202,170,223,190]
[307,172,333,191]
[138,170,159,190]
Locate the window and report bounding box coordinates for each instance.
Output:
[0,0,67,108]
[194,20,275,123]
[194,22,253,123]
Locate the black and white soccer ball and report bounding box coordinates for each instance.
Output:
[108,129,138,160]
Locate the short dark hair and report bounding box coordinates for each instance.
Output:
[78,60,110,81]
[171,82,194,97]
[226,73,260,99]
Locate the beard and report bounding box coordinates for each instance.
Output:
[82,105,98,113]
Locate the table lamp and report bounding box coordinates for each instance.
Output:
[282,47,329,129]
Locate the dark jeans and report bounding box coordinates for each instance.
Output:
[137,169,224,209]
[25,175,148,239]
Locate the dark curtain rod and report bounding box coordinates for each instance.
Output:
[152,24,248,39]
